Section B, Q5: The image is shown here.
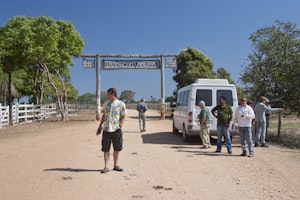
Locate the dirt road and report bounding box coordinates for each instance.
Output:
[0,109,299,200]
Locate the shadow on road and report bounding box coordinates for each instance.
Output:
[43,168,100,172]
[142,132,201,145]
[129,115,163,121]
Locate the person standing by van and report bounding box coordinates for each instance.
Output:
[211,96,233,154]
[232,97,255,157]
[137,98,147,132]
[198,101,211,149]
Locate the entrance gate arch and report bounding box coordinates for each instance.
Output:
[81,53,177,119]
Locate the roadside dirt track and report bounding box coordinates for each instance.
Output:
[0,109,299,200]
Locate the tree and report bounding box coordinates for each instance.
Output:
[165,96,175,102]
[0,69,19,105]
[0,16,32,125]
[241,21,300,113]
[0,16,84,121]
[216,67,235,84]
[173,47,215,90]
[77,93,96,104]
[119,90,135,103]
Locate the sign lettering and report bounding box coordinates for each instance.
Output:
[102,60,160,70]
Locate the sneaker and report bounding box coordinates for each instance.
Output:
[254,143,259,147]
[248,153,254,157]
[261,143,269,147]
[215,150,221,153]
[100,168,109,174]
[228,151,232,155]
[240,152,247,156]
[113,166,123,172]
[200,146,208,149]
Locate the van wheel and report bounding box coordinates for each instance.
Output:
[182,126,191,142]
[173,120,179,134]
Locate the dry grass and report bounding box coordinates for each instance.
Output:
[267,115,300,149]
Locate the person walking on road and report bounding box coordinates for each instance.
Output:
[232,97,255,157]
[211,96,233,154]
[198,101,211,149]
[137,98,147,132]
[96,88,127,173]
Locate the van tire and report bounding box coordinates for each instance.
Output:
[182,125,191,142]
[172,120,179,134]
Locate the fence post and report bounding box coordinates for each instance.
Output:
[277,111,282,136]
[24,103,27,122]
[15,103,19,124]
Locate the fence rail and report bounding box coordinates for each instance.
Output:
[0,103,81,128]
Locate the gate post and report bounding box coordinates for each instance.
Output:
[96,54,101,120]
[160,55,165,119]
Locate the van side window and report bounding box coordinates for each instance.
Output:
[217,90,233,106]
[195,89,212,106]
[177,90,190,106]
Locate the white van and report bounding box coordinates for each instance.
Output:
[172,79,238,141]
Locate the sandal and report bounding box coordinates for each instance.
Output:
[100,168,109,174]
[113,166,123,172]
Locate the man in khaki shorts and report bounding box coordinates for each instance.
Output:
[97,88,127,173]
[198,101,211,149]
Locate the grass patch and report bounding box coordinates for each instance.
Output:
[267,117,300,149]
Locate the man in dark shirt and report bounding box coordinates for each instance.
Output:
[211,96,233,154]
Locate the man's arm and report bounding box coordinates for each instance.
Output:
[119,115,125,128]
[211,107,217,118]
[98,115,105,131]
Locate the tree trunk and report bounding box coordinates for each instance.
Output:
[8,71,13,126]
[41,63,69,121]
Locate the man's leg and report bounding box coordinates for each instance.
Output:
[101,131,111,173]
[246,127,254,154]
[112,129,123,171]
[224,126,232,154]
[239,127,247,154]
[142,113,146,131]
[261,122,268,147]
[138,113,143,132]
[103,152,110,168]
[216,125,222,152]
[200,128,207,148]
[255,122,261,145]
[113,151,119,167]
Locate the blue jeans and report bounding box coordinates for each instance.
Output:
[239,127,254,154]
[216,124,232,152]
[255,121,266,144]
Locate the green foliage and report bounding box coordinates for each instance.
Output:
[216,67,235,84]
[241,21,300,114]
[165,96,175,102]
[0,15,84,121]
[119,90,136,103]
[77,93,96,104]
[173,47,215,90]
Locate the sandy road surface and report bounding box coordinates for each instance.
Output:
[0,109,299,200]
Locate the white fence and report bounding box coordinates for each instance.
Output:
[0,103,80,128]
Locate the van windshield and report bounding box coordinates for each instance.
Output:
[195,89,212,106]
[217,90,233,106]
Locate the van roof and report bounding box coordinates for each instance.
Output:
[194,79,229,85]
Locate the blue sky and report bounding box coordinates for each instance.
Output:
[1,0,299,101]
